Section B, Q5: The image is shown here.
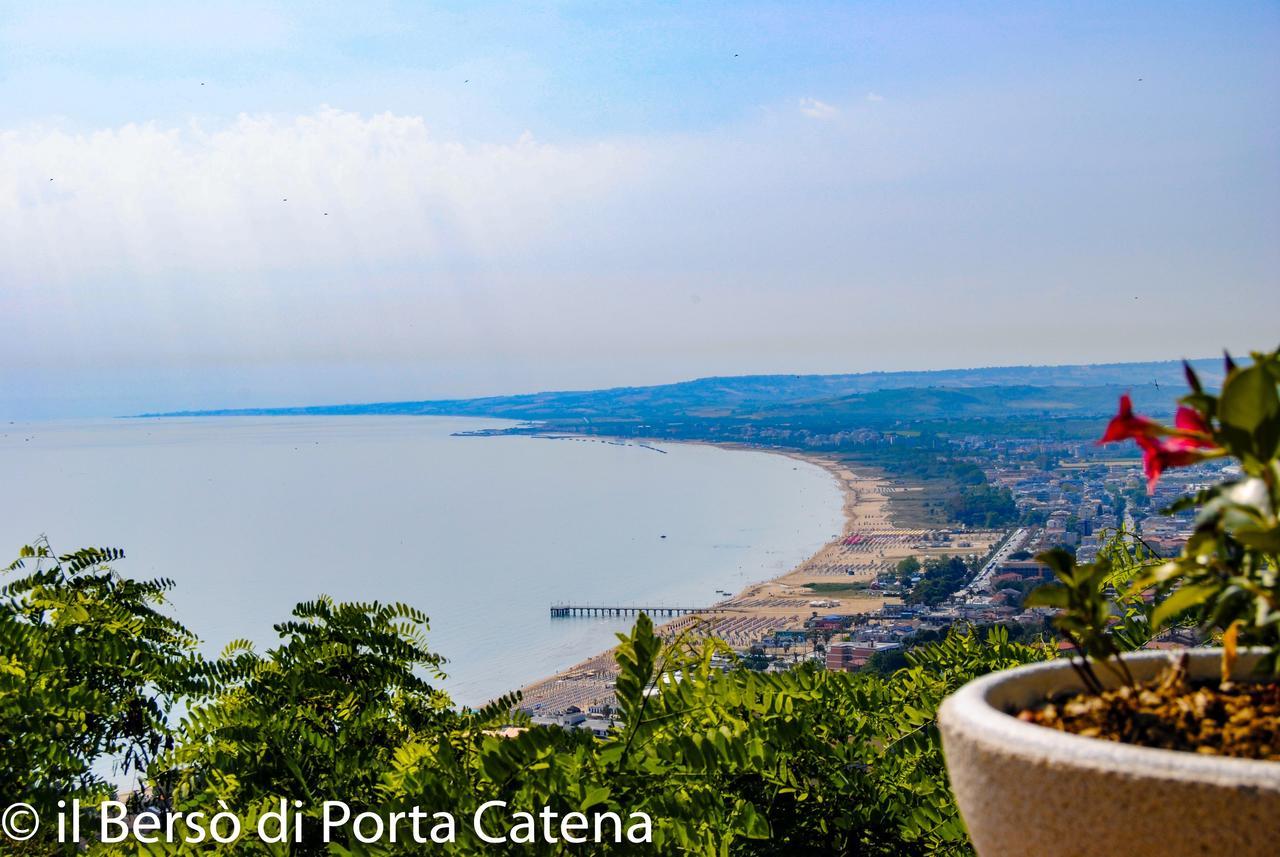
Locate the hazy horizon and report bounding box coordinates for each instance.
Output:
[123,353,1229,419]
[8,353,1240,421]
[3,2,1277,419]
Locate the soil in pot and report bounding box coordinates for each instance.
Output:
[1016,656,1280,761]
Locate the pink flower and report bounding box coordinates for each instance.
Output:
[1099,394,1161,444]
[1174,405,1212,437]
[1102,397,1217,491]
[1136,434,1212,491]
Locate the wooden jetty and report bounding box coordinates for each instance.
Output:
[550,603,722,618]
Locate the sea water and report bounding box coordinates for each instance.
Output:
[0,416,843,704]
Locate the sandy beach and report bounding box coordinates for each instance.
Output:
[513,446,1002,714]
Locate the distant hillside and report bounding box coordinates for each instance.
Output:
[140,358,1218,423]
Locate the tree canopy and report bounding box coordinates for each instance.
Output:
[1,541,1050,855]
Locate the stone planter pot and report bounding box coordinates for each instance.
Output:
[938,648,1280,856]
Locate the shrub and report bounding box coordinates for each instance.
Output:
[1028,348,1280,684]
[2,544,1050,855]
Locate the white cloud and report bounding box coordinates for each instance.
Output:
[865,92,885,102]
[0,109,655,281]
[797,97,839,120]
[1,97,1274,417]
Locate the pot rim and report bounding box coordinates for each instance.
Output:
[939,647,1280,787]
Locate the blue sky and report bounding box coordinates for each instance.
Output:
[2,1,1278,417]
[6,2,1272,138]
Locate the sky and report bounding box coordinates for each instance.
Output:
[2,1,1278,418]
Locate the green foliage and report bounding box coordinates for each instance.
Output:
[0,539,197,814]
[3,539,1055,855]
[157,597,455,854]
[359,619,1048,856]
[1214,356,1280,465]
[1129,350,1280,672]
[1024,534,1156,693]
[802,581,870,595]
[906,556,973,607]
[945,484,1019,528]
[1033,347,1280,684]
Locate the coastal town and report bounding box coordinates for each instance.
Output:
[516,435,1229,732]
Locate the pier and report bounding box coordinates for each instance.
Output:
[550,603,722,618]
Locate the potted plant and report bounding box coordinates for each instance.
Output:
[939,348,1280,856]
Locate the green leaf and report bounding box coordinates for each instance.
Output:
[1217,363,1280,461]
[739,802,771,839]
[1034,548,1076,580]
[1022,585,1068,609]
[1130,560,1183,593]
[1235,525,1280,553]
[580,785,611,811]
[57,603,90,625]
[1152,583,1218,629]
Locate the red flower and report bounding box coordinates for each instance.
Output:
[1137,434,1211,491]
[1102,397,1216,491]
[1099,394,1161,444]
[1174,405,1212,437]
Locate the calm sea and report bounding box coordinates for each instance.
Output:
[0,417,842,704]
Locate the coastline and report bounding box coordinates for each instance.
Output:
[512,442,995,715]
